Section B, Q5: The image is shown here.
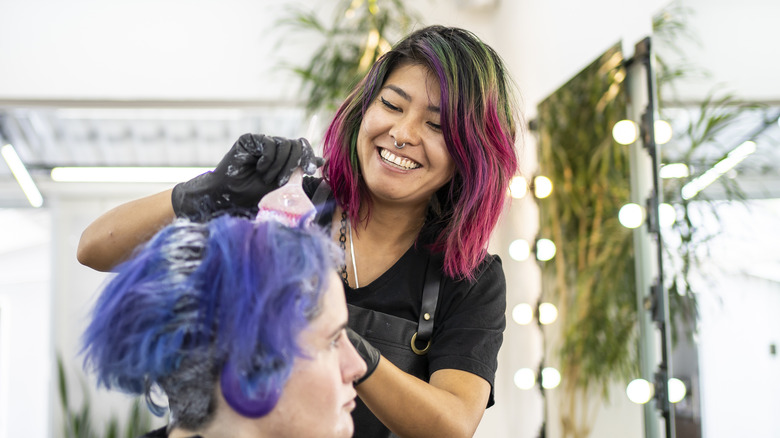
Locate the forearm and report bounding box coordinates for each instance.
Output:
[77,189,176,271]
[357,357,489,438]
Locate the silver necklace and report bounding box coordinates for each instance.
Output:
[348,217,360,288]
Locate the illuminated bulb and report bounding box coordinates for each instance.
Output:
[509,176,528,199]
[654,120,673,144]
[512,303,534,325]
[668,378,687,403]
[535,239,556,261]
[660,163,689,179]
[534,176,553,198]
[618,203,644,229]
[613,120,639,145]
[658,203,676,227]
[626,378,654,404]
[514,368,536,390]
[508,239,531,261]
[541,367,561,389]
[538,303,558,325]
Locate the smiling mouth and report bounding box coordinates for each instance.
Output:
[379,148,421,170]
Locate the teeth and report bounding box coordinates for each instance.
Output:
[380,149,421,170]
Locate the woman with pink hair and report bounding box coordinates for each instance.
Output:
[79,25,520,437]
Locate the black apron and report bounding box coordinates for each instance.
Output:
[311,182,442,438]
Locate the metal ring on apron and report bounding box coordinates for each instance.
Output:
[410,332,431,355]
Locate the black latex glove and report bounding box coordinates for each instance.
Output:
[171,133,324,221]
[346,327,381,385]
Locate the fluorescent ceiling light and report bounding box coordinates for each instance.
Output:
[681,140,756,200]
[50,167,211,183]
[1,144,44,207]
[659,163,690,179]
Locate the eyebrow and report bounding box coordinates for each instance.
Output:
[327,322,348,340]
[384,84,440,114]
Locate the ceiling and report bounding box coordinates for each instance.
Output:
[0,100,310,208]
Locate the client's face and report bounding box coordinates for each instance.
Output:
[266,271,367,438]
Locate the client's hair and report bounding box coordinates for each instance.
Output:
[81,215,341,430]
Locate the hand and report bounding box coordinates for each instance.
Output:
[171,133,324,221]
[346,327,381,385]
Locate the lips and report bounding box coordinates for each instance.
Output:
[379,148,421,170]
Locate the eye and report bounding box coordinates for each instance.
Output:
[380,96,401,112]
[427,121,442,132]
[330,330,345,349]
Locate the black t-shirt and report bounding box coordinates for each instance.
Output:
[304,176,506,405]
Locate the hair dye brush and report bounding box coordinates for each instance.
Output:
[255,168,315,227]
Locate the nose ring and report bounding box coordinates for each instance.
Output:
[394,140,406,149]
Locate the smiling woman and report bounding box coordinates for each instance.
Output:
[77,25,520,438]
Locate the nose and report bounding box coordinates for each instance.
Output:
[389,114,421,148]
[342,333,368,383]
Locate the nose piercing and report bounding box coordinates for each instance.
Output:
[394,140,406,149]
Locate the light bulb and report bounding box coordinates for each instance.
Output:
[509,176,528,199]
[534,176,553,198]
[512,303,534,325]
[613,120,638,145]
[541,367,561,389]
[626,378,654,404]
[618,203,644,229]
[535,239,556,261]
[655,120,673,144]
[658,203,676,227]
[509,239,531,261]
[538,303,558,325]
[668,378,687,403]
[514,368,536,390]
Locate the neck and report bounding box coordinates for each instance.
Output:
[356,196,428,242]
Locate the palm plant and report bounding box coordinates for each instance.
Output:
[277,0,420,115]
[57,355,153,438]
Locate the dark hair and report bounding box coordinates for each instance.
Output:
[322,25,520,280]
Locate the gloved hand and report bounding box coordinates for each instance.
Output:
[346,327,381,385]
[171,133,324,221]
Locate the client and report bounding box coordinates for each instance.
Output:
[81,214,366,438]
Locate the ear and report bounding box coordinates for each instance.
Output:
[220,361,282,418]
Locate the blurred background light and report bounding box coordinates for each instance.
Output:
[668,378,687,403]
[613,119,639,145]
[654,120,673,144]
[533,175,553,198]
[538,303,558,325]
[509,175,528,199]
[618,203,645,229]
[626,378,654,404]
[541,367,561,389]
[535,239,556,261]
[512,303,534,325]
[509,239,531,261]
[514,368,536,390]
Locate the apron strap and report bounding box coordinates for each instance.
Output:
[412,253,442,355]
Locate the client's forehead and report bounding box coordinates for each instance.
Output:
[305,272,348,343]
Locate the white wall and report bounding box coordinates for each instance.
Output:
[691,199,780,438]
[0,210,51,438]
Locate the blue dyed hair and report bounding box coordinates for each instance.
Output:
[81,215,341,428]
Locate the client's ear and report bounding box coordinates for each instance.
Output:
[220,361,282,418]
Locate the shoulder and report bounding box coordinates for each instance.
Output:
[438,253,505,316]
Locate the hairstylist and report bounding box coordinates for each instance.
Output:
[78,25,520,437]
